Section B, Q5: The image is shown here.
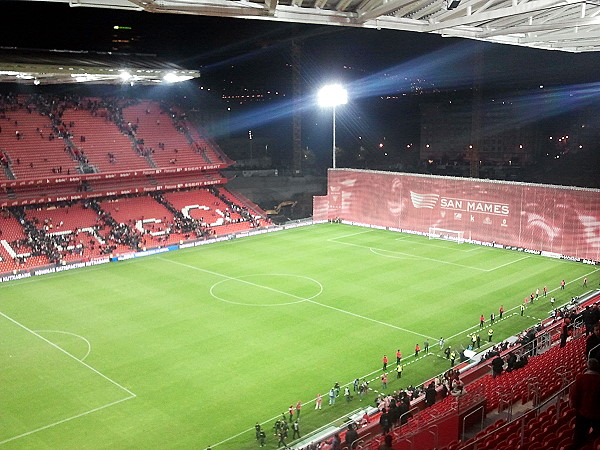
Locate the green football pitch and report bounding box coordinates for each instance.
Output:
[1,223,597,449]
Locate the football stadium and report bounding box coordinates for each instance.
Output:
[0,92,598,450]
[2,2,600,449]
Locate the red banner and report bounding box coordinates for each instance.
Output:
[317,169,600,262]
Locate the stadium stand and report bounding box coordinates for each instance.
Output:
[0,96,77,179]
[0,93,285,277]
[121,100,209,168]
[0,187,267,275]
[1,89,599,450]
[184,118,233,165]
[162,187,267,236]
[294,293,599,450]
[302,335,586,450]
[98,194,185,248]
[0,212,32,273]
[60,102,151,172]
[23,203,109,262]
[303,294,600,450]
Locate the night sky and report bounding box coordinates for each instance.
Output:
[5,0,600,89]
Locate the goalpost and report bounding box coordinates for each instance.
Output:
[428,227,465,244]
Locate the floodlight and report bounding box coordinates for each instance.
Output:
[318,84,348,169]
[163,73,194,83]
[119,71,132,81]
[318,84,348,108]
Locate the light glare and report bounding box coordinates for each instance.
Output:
[318,84,348,107]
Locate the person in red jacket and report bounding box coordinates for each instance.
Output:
[570,358,600,448]
[382,355,388,371]
[414,344,420,357]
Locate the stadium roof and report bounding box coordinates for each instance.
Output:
[27,0,600,53]
[0,47,200,85]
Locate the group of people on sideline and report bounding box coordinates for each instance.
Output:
[247,284,598,450]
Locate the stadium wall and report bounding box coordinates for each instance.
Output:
[313,169,600,263]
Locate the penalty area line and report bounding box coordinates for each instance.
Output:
[328,229,374,241]
[0,311,135,397]
[0,311,137,444]
[0,395,135,445]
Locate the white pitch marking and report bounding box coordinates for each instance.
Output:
[443,272,599,344]
[393,236,481,253]
[328,229,374,241]
[0,311,135,396]
[306,298,436,340]
[0,395,135,445]
[369,245,489,271]
[488,255,531,271]
[160,257,434,340]
[369,247,416,260]
[0,312,136,444]
[333,238,531,272]
[212,343,433,448]
[209,274,323,306]
[34,329,92,361]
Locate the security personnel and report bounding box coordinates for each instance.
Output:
[396,364,403,378]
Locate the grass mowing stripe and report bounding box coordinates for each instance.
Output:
[393,235,482,252]
[2,223,598,449]
[329,237,525,271]
[305,298,437,340]
[159,256,434,339]
[0,311,136,397]
[33,330,92,361]
[0,396,135,446]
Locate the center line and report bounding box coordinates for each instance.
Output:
[159,257,432,339]
[306,298,435,340]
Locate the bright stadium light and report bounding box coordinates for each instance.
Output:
[163,72,194,83]
[119,71,132,81]
[318,84,347,169]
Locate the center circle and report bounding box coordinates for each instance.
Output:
[210,274,323,306]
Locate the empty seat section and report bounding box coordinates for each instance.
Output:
[122,101,208,168]
[60,108,150,172]
[0,99,77,179]
[0,214,27,273]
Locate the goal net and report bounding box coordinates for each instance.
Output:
[428,227,465,244]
